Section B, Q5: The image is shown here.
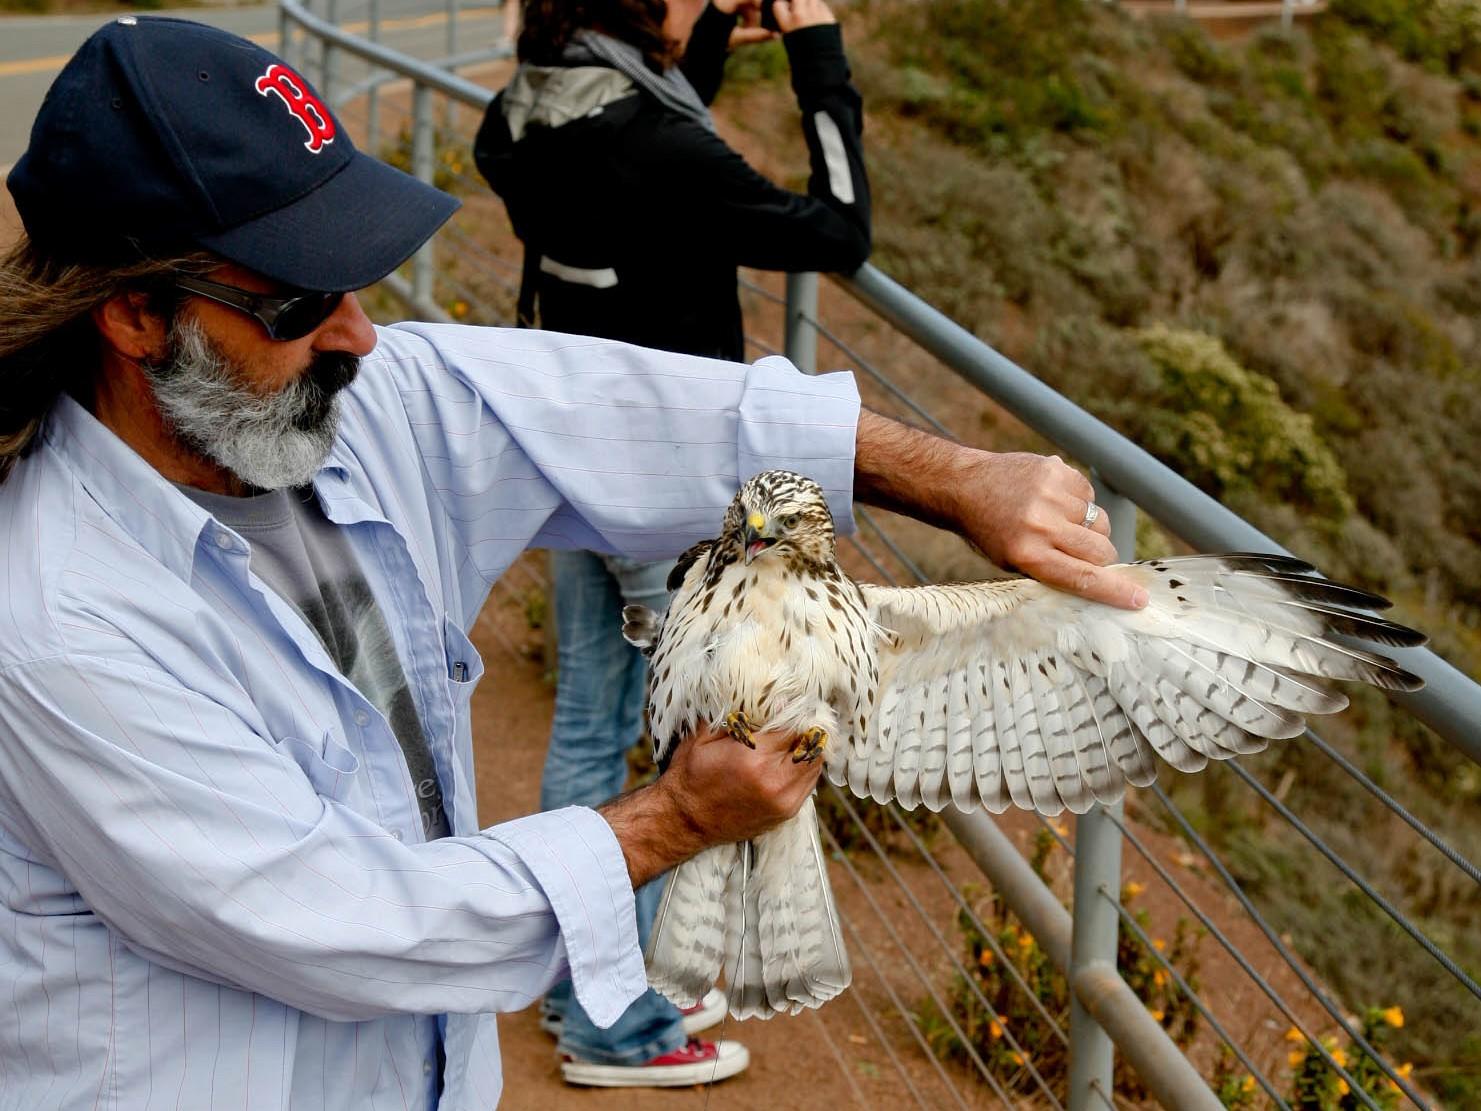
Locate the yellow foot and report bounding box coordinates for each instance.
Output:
[722,710,758,749]
[791,727,828,764]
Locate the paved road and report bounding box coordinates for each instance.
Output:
[0,1,508,169]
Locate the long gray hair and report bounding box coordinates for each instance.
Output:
[0,236,214,484]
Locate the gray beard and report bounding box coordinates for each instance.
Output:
[143,314,356,490]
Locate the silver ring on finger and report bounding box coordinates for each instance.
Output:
[1080,501,1100,529]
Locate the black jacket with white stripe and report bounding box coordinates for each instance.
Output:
[474,11,871,362]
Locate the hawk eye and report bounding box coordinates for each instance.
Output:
[782,514,801,529]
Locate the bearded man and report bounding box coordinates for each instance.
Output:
[0,16,1141,1110]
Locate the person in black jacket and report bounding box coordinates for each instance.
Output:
[476,0,869,359]
[474,0,870,1088]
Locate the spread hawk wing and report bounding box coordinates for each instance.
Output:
[832,554,1424,817]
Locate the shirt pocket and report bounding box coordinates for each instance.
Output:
[279,730,361,803]
[443,614,486,702]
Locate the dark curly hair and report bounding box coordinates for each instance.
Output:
[517,0,679,71]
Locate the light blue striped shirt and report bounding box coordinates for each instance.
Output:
[0,322,860,1110]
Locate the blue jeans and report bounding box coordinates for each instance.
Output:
[541,549,685,1066]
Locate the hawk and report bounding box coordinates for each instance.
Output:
[622,470,1424,1019]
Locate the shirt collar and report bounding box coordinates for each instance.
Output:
[43,393,361,582]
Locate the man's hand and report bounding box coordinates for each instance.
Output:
[598,721,822,888]
[854,410,1149,610]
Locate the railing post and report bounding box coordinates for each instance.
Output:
[412,83,436,307]
[1068,475,1135,1111]
[367,0,382,156]
[1281,0,1294,31]
[321,0,339,105]
[278,6,293,67]
[784,272,819,374]
[445,0,461,131]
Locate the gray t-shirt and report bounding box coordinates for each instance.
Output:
[182,485,450,840]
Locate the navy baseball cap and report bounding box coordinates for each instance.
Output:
[7,16,459,292]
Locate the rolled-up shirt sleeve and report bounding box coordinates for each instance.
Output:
[484,808,647,1027]
[371,324,861,572]
[0,654,647,1026]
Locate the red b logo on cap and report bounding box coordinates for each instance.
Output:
[255,64,336,153]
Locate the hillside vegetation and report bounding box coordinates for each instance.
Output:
[861,0,1481,641]
[726,0,1481,1100]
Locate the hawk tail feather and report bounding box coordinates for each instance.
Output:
[645,842,737,1008]
[726,800,851,1019]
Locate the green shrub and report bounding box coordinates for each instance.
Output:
[1285,1006,1411,1110]
[1132,326,1356,523]
[1155,16,1239,85]
[872,0,1128,145]
[1329,0,1481,75]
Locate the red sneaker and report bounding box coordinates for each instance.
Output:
[561,1038,750,1088]
[676,988,727,1034]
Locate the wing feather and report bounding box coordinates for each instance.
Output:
[993,658,1033,811]
[918,674,953,812]
[886,679,925,810]
[1027,653,1087,814]
[945,668,979,812]
[1057,664,1118,810]
[969,659,1010,812]
[839,556,1423,817]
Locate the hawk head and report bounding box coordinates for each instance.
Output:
[723,470,836,569]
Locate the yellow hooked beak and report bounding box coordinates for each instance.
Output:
[743,511,775,563]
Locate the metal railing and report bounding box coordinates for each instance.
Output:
[279,3,1481,1105]
[1114,0,1326,32]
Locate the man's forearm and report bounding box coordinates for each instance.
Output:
[852,409,1147,609]
[597,781,708,890]
[853,409,975,531]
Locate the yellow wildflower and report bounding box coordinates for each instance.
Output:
[1397,1062,1414,1079]
[1336,1079,1350,1096]
[1010,1051,1024,1065]
[978,949,995,967]
[451,300,469,319]
[1331,1048,1349,1069]
[1153,938,1166,952]
[989,1020,1002,1040]
[1382,1006,1405,1028]
[1152,970,1167,988]
[1288,1050,1305,1068]
[1241,1076,1256,1094]
[1285,1027,1305,1043]
[1017,933,1034,949]
[1124,881,1146,898]
[1150,1009,1164,1022]
[1052,823,1068,837]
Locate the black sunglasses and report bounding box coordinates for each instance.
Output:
[174,275,345,342]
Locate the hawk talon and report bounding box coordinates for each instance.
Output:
[791,727,828,764]
[721,710,758,749]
